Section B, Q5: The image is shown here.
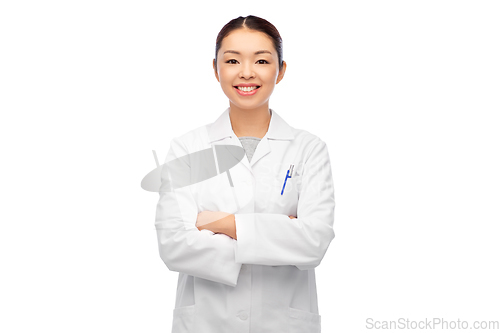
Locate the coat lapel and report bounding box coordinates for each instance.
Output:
[208,107,294,174]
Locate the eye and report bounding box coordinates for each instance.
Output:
[257,59,269,64]
[226,59,238,64]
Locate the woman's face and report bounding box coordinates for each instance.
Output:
[214,28,286,110]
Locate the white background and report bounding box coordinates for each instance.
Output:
[1,0,499,332]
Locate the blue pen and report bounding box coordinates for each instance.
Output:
[281,164,294,195]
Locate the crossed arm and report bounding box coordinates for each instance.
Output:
[196,211,297,240]
[156,137,334,286]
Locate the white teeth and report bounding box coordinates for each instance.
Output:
[237,86,258,92]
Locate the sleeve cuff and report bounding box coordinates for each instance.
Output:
[234,213,256,264]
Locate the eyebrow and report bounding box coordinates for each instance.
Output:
[223,50,272,55]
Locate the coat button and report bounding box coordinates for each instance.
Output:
[238,312,248,320]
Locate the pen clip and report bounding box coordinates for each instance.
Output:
[289,164,294,178]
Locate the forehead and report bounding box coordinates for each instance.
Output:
[220,29,276,56]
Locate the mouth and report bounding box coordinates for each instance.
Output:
[233,85,261,96]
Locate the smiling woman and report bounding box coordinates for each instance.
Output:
[155,15,335,333]
[212,24,286,123]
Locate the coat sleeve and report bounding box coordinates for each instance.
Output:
[233,138,335,270]
[155,136,243,287]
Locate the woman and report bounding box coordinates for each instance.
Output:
[155,15,335,333]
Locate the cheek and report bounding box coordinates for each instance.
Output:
[217,69,233,91]
[218,66,236,81]
[258,69,278,85]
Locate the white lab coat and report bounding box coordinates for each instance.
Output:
[155,107,335,333]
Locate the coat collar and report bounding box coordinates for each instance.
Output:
[208,107,294,143]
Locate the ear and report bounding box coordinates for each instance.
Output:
[213,59,220,82]
[276,60,287,84]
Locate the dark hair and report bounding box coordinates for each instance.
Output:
[214,15,284,73]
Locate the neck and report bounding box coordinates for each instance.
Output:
[228,103,272,139]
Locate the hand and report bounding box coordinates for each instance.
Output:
[289,215,297,219]
[196,211,237,240]
[196,211,231,228]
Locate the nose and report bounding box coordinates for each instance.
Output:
[239,62,255,79]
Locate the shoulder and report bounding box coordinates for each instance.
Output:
[292,127,325,143]
[290,126,329,155]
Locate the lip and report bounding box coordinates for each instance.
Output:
[234,85,260,96]
[234,83,260,87]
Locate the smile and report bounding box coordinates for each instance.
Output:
[234,86,261,96]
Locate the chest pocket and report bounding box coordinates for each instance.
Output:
[265,164,302,216]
